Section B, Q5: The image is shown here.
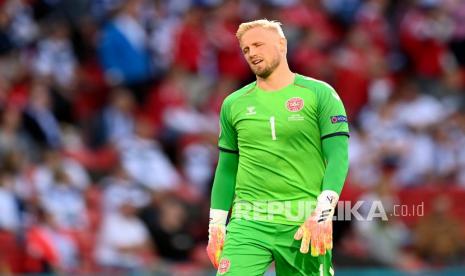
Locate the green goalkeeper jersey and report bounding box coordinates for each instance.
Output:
[218,74,349,225]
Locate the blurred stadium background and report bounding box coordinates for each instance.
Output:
[0,0,464,275]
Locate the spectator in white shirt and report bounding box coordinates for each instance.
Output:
[101,163,149,214]
[0,169,20,232]
[118,117,181,191]
[33,149,90,195]
[90,87,136,148]
[34,22,76,88]
[95,200,152,271]
[40,168,87,230]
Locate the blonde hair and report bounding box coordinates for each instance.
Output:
[236,19,285,41]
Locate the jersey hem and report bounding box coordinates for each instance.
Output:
[230,216,303,226]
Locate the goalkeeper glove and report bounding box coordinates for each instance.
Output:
[206,209,228,268]
[294,190,339,256]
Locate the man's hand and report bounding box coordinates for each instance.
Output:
[294,190,339,256]
[207,224,226,268]
[206,209,228,268]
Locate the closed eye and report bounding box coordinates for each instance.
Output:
[242,42,264,55]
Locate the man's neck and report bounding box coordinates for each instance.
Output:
[256,64,295,91]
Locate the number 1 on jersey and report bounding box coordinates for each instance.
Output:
[269,116,277,140]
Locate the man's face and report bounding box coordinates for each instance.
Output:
[240,27,285,79]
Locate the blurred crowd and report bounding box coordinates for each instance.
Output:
[0,0,464,274]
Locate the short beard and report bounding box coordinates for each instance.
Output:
[253,55,280,79]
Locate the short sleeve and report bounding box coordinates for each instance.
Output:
[218,98,238,152]
[317,84,350,139]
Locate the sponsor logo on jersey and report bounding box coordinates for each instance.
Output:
[288,114,305,121]
[246,106,256,115]
[286,97,304,112]
[330,115,347,123]
[218,258,231,274]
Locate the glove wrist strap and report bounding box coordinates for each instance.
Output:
[317,190,339,209]
[209,209,228,225]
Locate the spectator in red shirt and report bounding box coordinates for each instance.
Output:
[290,28,331,80]
[172,6,207,74]
[400,1,454,78]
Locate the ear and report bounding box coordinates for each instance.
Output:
[279,37,287,54]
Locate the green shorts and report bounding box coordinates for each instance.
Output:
[216,219,334,276]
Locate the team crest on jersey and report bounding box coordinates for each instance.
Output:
[286,97,304,112]
[218,258,231,274]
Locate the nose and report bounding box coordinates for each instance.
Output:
[248,47,258,58]
[248,52,258,62]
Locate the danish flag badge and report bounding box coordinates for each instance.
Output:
[286,97,304,112]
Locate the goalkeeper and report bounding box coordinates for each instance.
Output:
[207,19,349,276]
